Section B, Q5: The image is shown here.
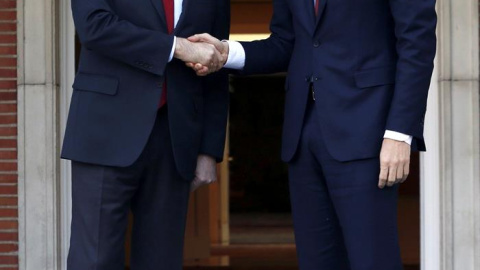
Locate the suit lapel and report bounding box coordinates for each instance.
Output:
[299,0,316,36]
[314,0,328,33]
[149,0,168,32]
[174,0,190,34]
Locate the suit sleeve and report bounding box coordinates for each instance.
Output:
[239,0,295,74]
[199,0,231,162]
[71,0,173,76]
[386,0,437,139]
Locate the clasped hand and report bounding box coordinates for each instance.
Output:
[174,34,228,76]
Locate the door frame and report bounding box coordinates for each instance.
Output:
[49,2,478,270]
[421,60,441,270]
[58,0,76,268]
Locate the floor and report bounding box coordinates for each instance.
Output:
[230,213,294,244]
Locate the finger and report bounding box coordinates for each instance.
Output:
[204,46,217,70]
[378,165,389,189]
[194,63,204,71]
[195,33,224,52]
[387,165,397,187]
[396,164,404,184]
[185,62,195,68]
[196,67,210,76]
[401,161,410,183]
[187,34,212,44]
[194,33,218,44]
[207,62,218,73]
[187,35,201,42]
[212,45,222,61]
[199,66,209,73]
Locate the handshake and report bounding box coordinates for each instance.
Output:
[174,34,228,76]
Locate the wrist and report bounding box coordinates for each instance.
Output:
[174,37,188,60]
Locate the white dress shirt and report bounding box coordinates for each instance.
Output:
[168,0,184,61]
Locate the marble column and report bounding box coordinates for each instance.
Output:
[17,0,61,269]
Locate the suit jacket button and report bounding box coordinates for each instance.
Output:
[313,41,320,48]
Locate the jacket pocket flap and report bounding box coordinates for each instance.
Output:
[73,73,119,96]
[354,66,396,89]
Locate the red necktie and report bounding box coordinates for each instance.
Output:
[315,0,319,16]
[159,0,174,108]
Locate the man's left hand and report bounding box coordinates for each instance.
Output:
[191,155,217,192]
[378,139,411,189]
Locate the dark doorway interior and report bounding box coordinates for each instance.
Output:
[229,74,289,214]
[228,74,295,246]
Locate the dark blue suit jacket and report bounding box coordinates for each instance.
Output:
[240,0,436,162]
[61,0,230,180]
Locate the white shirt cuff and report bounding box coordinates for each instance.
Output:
[224,40,246,70]
[384,130,413,145]
[169,36,176,62]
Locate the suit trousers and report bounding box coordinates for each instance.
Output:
[67,108,191,270]
[289,100,403,270]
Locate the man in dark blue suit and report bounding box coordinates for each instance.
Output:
[190,0,437,269]
[61,0,230,269]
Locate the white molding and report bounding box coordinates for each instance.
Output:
[17,0,61,269]
[427,1,480,270]
[421,61,441,270]
[58,0,75,268]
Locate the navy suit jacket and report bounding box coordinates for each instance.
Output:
[240,0,436,162]
[61,0,230,180]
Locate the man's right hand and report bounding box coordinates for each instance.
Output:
[174,37,225,74]
[186,33,230,76]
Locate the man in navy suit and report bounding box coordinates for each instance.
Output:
[190,0,437,269]
[61,0,230,269]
